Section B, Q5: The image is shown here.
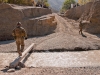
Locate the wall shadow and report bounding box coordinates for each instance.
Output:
[0,40,14,45]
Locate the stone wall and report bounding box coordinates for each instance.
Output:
[0,3,57,41]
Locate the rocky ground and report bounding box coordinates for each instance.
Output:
[1,67,100,75]
[0,14,100,75]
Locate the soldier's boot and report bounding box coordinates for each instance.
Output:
[81,32,83,35]
[21,45,24,52]
[18,51,22,56]
[79,28,82,35]
[17,49,22,56]
[80,29,83,35]
[79,30,80,34]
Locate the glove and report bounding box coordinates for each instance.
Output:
[25,37,27,40]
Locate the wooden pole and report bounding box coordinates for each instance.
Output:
[9,43,35,68]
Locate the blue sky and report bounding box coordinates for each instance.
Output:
[75,0,78,2]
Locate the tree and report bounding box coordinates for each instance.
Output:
[0,0,7,3]
[62,0,75,11]
[7,0,34,5]
[6,0,49,6]
[78,0,93,5]
[43,0,49,7]
[36,0,49,7]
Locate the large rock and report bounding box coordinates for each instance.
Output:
[65,1,100,34]
[0,3,57,41]
[27,14,57,36]
[65,2,92,20]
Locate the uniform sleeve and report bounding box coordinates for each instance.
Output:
[24,29,27,38]
[22,28,27,38]
[12,29,15,36]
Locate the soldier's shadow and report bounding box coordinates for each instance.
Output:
[81,33,87,38]
[1,67,9,73]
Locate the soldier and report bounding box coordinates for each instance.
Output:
[79,20,90,35]
[12,22,27,56]
[79,21,83,35]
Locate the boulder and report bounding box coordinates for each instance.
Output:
[27,14,57,36]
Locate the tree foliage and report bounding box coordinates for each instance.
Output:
[43,0,49,7]
[0,0,49,6]
[7,0,34,5]
[36,0,49,7]
[0,0,7,3]
[62,0,75,11]
[78,0,93,5]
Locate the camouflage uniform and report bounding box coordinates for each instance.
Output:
[79,22,83,34]
[79,20,90,35]
[12,22,27,56]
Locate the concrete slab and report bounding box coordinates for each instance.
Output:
[25,50,100,67]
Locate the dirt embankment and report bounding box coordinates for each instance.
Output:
[34,14,100,51]
[0,3,57,41]
[65,1,100,34]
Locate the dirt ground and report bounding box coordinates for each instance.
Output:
[0,67,100,75]
[0,14,100,75]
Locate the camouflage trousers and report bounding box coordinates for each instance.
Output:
[16,37,25,56]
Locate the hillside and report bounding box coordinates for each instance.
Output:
[65,1,100,34]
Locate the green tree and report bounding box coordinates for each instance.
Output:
[78,0,93,5]
[43,0,49,7]
[62,0,75,11]
[36,0,49,7]
[7,0,34,5]
[7,0,17,4]
[0,0,7,3]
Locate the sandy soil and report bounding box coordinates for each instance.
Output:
[0,67,100,75]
